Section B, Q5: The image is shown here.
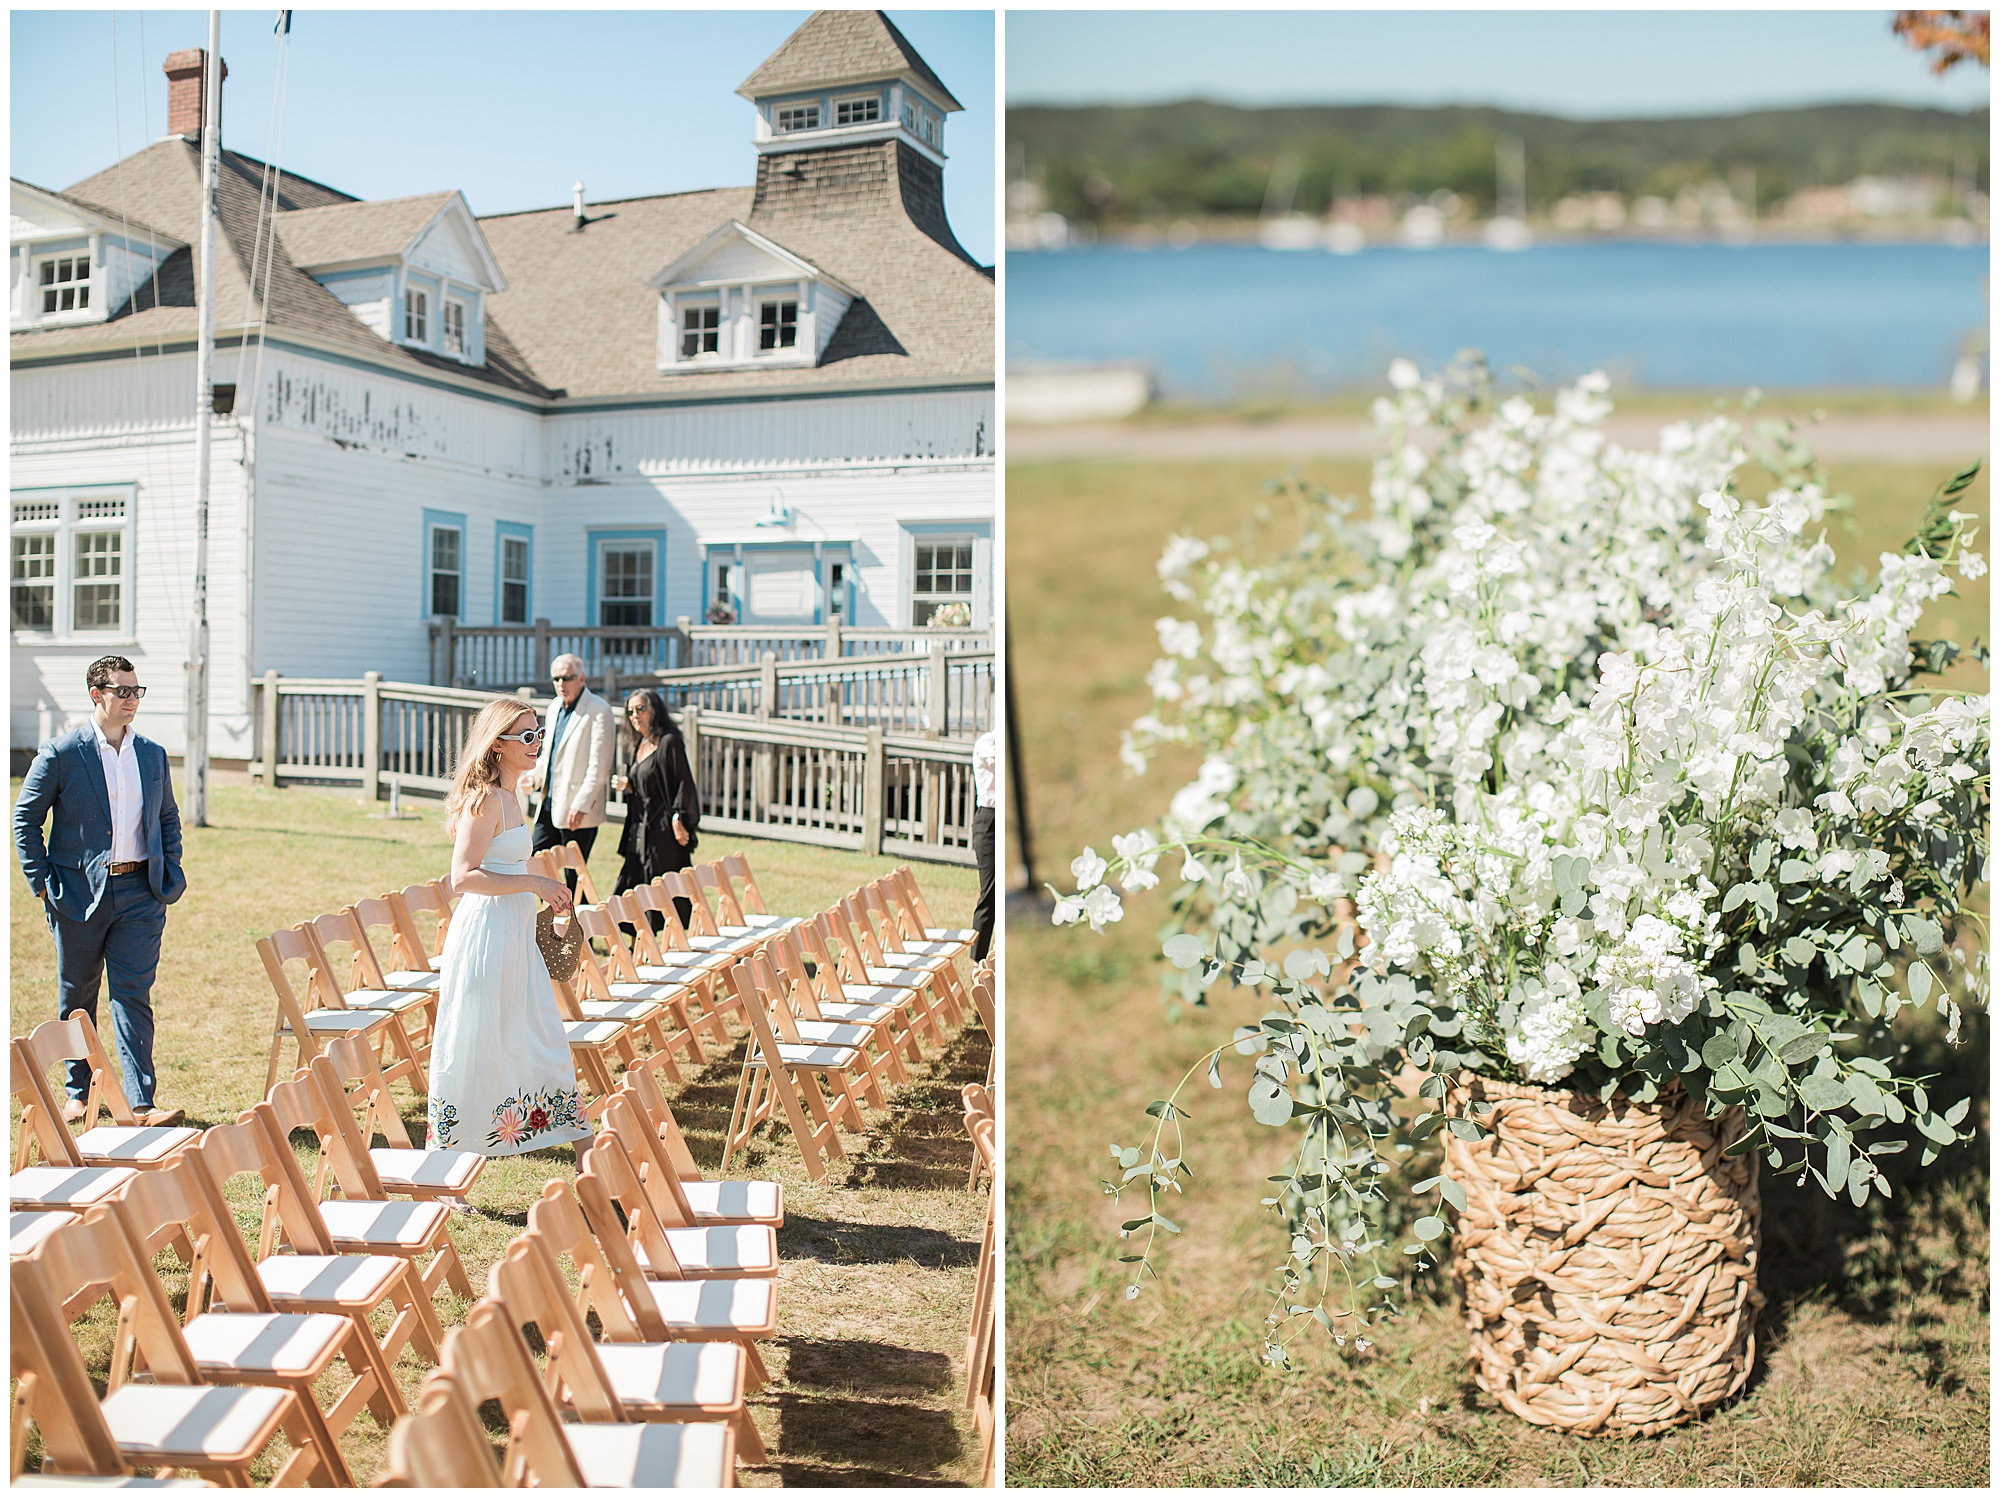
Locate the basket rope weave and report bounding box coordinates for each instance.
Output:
[1444,1074,1763,1437]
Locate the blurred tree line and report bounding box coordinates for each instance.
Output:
[1007,102,1990,222]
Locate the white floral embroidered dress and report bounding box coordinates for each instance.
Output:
[424,820,590,1156]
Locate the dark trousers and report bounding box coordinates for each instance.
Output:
[532,796,598,893]
[971,805,996,962]
[48,870,166,1107]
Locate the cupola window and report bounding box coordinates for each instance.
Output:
[776,103,821,133]
[836,95,880,125]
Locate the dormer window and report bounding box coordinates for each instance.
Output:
[758,298,798,352]
[38,254,91,314]
[681,300,721,358]
[776,103,820,133]
[442,297,466,356]
[404,287,428,342]
[835,95,880,126]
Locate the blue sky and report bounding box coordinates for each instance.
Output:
[1007,10,1989,117]
[11,9,995,262]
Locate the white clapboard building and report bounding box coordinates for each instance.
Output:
[10,11,993,759]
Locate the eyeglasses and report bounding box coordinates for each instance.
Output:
[498,726,546,745]
[625,704,650,717]
[551,673,580,684]
[98,685,147,701]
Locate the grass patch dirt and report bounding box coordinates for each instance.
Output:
[1003,443,1989,1486]
[10,776,987,1486]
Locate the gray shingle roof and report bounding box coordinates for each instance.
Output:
[738,10,963,112]
[273,191,458,270]
[12,177,184,251]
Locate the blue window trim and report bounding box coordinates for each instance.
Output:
[494,520,533,625]
[422,507,467,620]
[586,528,667,629]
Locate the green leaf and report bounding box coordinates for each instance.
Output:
[1207,1054,1224,1090]
[1145,1099,1189,1120]
[1700,1032,1742,1071]
[1248,1077,1294,1127]
[1798,1074,1848,1112]
[1370,1275,1398,1290]
[1418,1074,1448,1099]
[1945,1097,1970,1127]
[1121,1218,1152,1232]
[1154,1213,1181,1235]
[1446,1117,1484,1141]
[1778,858,1815,885]
[1438,1176,1468,1212]
[1722,883,1752,914]
[1283,948,1326,980]
[1907,961,1934,1006]
[1778,1030,1832,1065]
[1413,1215,1446,1241]
[1750,840,1774,877]
[1824,1131,1850,1191]
[1903,916,1944,958]
[1163,934,1207,969]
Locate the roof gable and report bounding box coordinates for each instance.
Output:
[647,220,853,297]
[738,10,962,112]
[10,178,184,251]
[277,191,505,291]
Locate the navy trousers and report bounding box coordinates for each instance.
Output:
[532,794,597,894]
[47,870,165,1107]
[971,805,996,962]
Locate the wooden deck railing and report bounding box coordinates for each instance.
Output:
[254,674,977,865]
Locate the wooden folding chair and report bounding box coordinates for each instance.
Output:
[257,1073,476,1314]
[963,1082,995,1191]
[765,927,914,1085]
[631,884,747,1037]
[793,915,946,1055]
[614,1067,785,1230]
[605,891,738,1052]
[546,840,602,906]
[439,1297,737,1487]
[19,1208,343,1486]
[386,878,455,977]
[14,1016,200,1172]
[715,852,799,929]
[345,894,444,993]
[489,1234,759,1470]
[523,1185,767,1460]
[544,976,642,1116]
[190,1115,442,1369]
[871,872,974,966]
[720,957,867,1182]
[657,870,763,956]
[297,911,437,1065]
[572,902,707,1076]
[9,1037,139,1217]
[309,1040,486,1206]
[112,1154,401,1475]
[971,959,997,1087]
[814,907,956,1043]
[842,890,971,1028]
[257,926,421,1099]
[965,1114,998,1437]
[695,860,787,935]
[380,1371,506,1486]
[894,863,981,947]
[573,1140,779,1386]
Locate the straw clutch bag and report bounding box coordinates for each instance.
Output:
[536,904,585,982]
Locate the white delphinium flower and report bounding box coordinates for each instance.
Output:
[1596,914,1706,1036]
[1505,975,1596,1084]
[1113,829,1163,892]
[1071,847,1108,891]
[1082,885,1124,932]
[1156,616,1202,659]
[1166,755,1237,834]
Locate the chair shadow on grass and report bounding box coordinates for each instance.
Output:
[776,1213,978,1270]
[768,1389,965,1475]
[782,1334,956,1396]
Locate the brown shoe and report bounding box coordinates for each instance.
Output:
[61,1098,88,1125]
[137,1106,184,1128]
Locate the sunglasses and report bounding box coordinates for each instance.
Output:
[551,673,581,684]
[498,726,547,745]
[97,685,147,701]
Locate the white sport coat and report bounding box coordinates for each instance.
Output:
[528,688,616,829]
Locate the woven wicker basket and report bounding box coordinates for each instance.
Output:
[1443,1074,1763,1437]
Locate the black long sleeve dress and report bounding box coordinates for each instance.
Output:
[613,733,702,906]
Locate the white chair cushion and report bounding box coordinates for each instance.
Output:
[11,1165,136,1209]
[634,964,717,984]
[817,1002,896,1027]
[368,1147,483,1192]
[793,1020,874,1049]
[887,938,961,958]
[750,1043,859,1069]
[635,1225,777,1276]
[257,1253,406,1304]
[924,926,979,942]
[738,914,796,929]
[339,988,430,1014]
[564,1020,629,1046]
[564,1420,732,1488]
[11,1208,80,1256]
[838,983,919,1006]
[593,1340,744,1410]
[13,1476,211,1487]
[680,1179,783,1223]
[380,969,442,991]
[74,1125,199,1163]
[297,1010,392,1035]
[643,1276,775,1331]
[580,999,664,1023]
[182,1311,351,1375]
[98,1383,291,1461]
[605,983,682,1003]
[858,964,933,986]
[318,1197,450,1247]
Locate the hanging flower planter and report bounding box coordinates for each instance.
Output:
[1445,1074,1761,1436]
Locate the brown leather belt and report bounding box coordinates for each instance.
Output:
[107,860,146,875]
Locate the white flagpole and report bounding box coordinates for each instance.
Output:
[186,10,221,826]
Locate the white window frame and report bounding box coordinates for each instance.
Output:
[404,285,429,344]
[442,296,467,356]
[679,296,722,360]
[909,534,977,627]
[756,295,799,354]
[598,539,657,632]
[427,520,463,620]
[499,534,530,625]
[834,93,881,127]
[775,101,821,134]
[32,249,95,320]
[11,487,137,641]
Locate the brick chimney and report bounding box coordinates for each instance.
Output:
[163,48,226,139]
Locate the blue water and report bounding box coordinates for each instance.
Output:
[1006,242,1990,396]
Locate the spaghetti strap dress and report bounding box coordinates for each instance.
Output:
[423,819,591,1157]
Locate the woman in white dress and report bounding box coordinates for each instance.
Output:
[424,698,592,1157]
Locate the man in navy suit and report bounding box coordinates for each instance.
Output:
[14,655,186,1126]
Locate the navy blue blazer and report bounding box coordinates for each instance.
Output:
[13,724,186,920]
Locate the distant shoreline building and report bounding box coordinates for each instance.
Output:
[11,9,994,759]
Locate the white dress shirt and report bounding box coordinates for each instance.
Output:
[973,729,999,810]
[93,721,145,864]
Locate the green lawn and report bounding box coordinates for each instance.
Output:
[11,776,988,1487]
[1003,445,1989,1486]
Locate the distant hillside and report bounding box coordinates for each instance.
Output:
[1007,101,1989,222]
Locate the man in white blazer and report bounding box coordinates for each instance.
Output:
[526,653,617,892]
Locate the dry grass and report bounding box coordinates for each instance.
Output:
[10,774,988,1486]
[1003,447,1989,1486]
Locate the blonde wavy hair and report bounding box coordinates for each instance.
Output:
[445,697,538,834]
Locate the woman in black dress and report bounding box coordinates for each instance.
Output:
[611,687,700,925]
